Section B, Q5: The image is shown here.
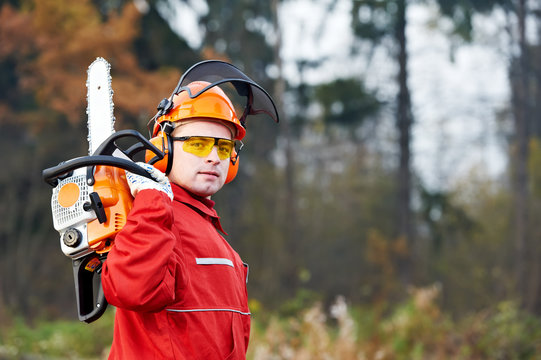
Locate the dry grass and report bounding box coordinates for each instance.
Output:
[247,285,541,360]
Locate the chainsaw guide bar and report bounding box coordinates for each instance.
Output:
[86,57,115,155]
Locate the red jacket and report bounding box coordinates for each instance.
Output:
[102,184,250,359]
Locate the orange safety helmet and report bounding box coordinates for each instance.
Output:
[146,81,243,182]
[152,81,246,141]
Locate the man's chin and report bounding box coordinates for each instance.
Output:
[191,184,223,198]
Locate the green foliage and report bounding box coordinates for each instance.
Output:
[277,288,322,318]
[201,0,275,83]
[0,310,114,359]
[435,0,510,42]
[528,138,541,250]
[420,172,515,316]
[351,0,395,43]
[528,138,541,198]
[314,78,381,129]
[134,5,199,71]
[380,285,450,359]
[419,186,476,255]
[474,301,541,359]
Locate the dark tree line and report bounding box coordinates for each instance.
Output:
[1,0,541,322]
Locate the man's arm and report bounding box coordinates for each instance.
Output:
[101,188,183,312]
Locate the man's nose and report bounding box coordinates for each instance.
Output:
[206,146,221,163]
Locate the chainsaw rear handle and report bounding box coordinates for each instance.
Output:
[73,255,108,323]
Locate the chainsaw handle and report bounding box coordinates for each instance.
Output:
[42,130,165,187]
[42,155,153,187]
[92,129,163,158]
[72,255,108,323]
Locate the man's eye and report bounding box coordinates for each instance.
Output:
[189,141,206,148]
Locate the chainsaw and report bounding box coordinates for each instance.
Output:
[42,58,164,323]
[43,57,280,323]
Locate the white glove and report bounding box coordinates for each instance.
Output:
[125,162,173,201]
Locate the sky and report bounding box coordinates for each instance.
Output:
[407,4,509,190]
[162,0,511,191]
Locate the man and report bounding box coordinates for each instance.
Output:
[101,72,277,359]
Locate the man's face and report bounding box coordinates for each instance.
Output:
[168,119,232,198]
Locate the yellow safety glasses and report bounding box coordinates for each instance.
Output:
[171,136,235,160]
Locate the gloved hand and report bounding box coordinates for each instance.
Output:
[125,162,173,201]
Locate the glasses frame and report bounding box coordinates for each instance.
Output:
[170,136,238,160]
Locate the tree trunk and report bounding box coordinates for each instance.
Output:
[271,0,299,296]
[513,0,530,310]
[395,0,414,284]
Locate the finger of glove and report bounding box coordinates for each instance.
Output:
[136,162,167,184]
[125,171,173,200]
[125,171,152,195]
[125,171,148,187]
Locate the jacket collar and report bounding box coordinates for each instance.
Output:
[171,183,227,234]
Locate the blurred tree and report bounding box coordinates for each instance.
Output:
[200,0,275,82]
[7,0,180,128]
[270,0,299,299]
[526,139,541,311]
[314,78,380,132]
[91,0,200,71]
[297,152,400,305]
[350,0,535,300]
[351,0,416,286]
[0,0,181,319]
[248,0,384,304]
[510,0,531,311]
[433,0,541,313]
[436,172,514,315]
[3,0,539,322]
[419,187,475,256]
[435,0,536,312]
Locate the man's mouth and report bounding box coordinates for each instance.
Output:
[199,171,219,177]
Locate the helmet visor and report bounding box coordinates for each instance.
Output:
[172,60,280,126]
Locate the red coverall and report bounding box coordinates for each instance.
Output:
[102,184,251,359]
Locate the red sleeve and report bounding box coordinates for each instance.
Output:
[102,189,182,312]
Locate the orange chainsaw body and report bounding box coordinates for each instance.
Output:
[87,165,133,254]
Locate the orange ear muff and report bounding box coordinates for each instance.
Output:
[145,131,173,174]
[224,149,239,184]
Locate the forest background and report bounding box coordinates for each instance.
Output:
[2,0,541,358]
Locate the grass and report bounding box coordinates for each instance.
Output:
[2,286,541,359]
